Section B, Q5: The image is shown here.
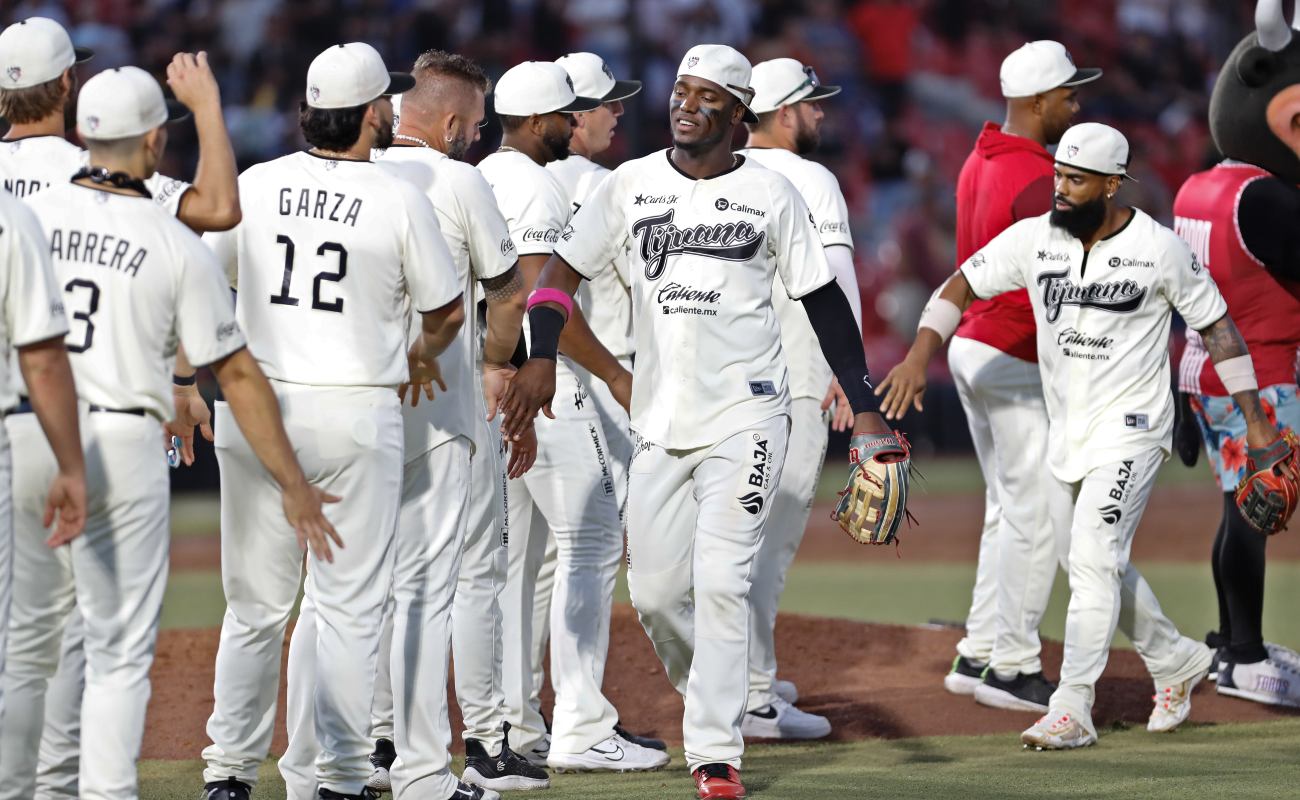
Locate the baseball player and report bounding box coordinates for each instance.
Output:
[939,41,1100,714]
[1170,5,1300,707]
[0,20,244,799]
[878,123,1264,749]
[0,180,86,768]
[479,60,666,774]
[199,43,464,800]
[354,50,546,795]
[500,44,893,799]
[735,57,861,740]
[542,52,668,753]
[17,65,336,800]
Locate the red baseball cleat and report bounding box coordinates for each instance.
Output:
[693,763,746,799]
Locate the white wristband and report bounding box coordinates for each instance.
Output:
[1215,354,1258,395]
[917,294,962,343]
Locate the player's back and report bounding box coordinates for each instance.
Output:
[26,181,243,419]
[0,135,84,199]
[211,151,447,388]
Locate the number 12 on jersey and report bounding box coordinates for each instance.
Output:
[269,234,348,313]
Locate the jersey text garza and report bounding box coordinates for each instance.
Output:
[278,187,363,227]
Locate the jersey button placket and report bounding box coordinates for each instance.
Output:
[1066,240,1092,470]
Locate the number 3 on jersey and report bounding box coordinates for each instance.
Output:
[64,278,100,353]
[270,234,348,313]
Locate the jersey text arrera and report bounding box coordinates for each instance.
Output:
[205,151,461,388]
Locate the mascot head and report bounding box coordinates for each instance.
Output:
[1211,0,1300,182]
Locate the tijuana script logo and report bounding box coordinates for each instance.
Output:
[1036,267,1146,323]
[632,209,765,281]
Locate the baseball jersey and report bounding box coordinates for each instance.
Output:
[25,182,245,420]
[204,151,461,388]
[739,147,853,401]
[375,144,517,458]
[547,154,634,361]
[555,150,834,450]
[0,190,69,411]
[0,134,191,215]
[960,208,1228,482]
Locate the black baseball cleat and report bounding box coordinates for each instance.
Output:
[319,788,381,799]
[448,779,501,800]
[1207,648,1224,682]
[461,732,550,791]
[202,778,252,800]
[615,723,667,751]
[366,738,396,792]
[973,670,1056,713]
[943,655,987,696]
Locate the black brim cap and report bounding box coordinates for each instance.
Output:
[386,71,416,95]
[73,46,94,64]
[558,94,603,113]
[602,79,642,102]
[165,99,192,123]
[1060,68,1103,88]
[804,84,841,101]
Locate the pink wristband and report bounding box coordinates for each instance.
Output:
[527,288,573,320]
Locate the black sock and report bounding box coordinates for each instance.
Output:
[1217,493,1269,663]
[1208,499,1231,649]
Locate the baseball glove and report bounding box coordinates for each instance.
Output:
[1235,429,1300,535]
[834,430,913,545]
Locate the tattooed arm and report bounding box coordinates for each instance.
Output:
[1199,314,1277,447]
[481,263,526,367]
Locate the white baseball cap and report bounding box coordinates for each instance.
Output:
[494,61,601,116]
[0,17,93,90]
[1055,122,1136,181]
[677,44,758,123]
[999,40,1101,98]
[554,53,641,103]
[77,66,190,141]
[306,43,415,109]
[749,58,841,114]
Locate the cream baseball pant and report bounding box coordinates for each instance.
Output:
[746,398,828,711]
[521,361,633,729]
[628,416,789,771]
[1048,447,1212,729]
[502,359,623,757]
[949,336,1058,677]
[1,414,89,800]
[4,410,169,800]
[0,429,11,756]
[288,437,470,800]
[203,383,403,794]
[372,381,511,756]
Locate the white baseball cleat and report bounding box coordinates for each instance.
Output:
[1148,669,1207,732]
[520,732,551,769]
[1020,712,1097,750]
[546,734,670,773]
[740,697,832,739]
[774,679,799,705]
[944,655,987,696]
[1217,658,1300,707]
[1265,642,1300,670]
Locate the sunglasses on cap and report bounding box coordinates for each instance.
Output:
[775,65,821,107]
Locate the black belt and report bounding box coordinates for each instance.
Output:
[10,397,144,416]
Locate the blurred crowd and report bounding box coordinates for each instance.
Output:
[0,0,1265,450]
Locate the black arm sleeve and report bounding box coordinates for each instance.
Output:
[510,329,529,368]
[798,280,879,415]
[526,305,564,361]
[1238,177,1300,282]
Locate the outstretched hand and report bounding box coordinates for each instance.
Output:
[282,481,343,563]
[400,352,446,407]
[165,384,213,466]
[43,470,88,548]
[875,357,928,421]
[821,377,855,432]
[496,358,557,441]
[506,422,538,479]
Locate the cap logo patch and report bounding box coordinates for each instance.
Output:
[687,56,700,67]
[601,60,613,79]
[1066,145,1079,157]
[86,116,99,132]
[6,66,19,83]
[310,86,320,102]
[565,74,574,91]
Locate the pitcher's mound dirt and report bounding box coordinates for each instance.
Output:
[143,606,1296,760]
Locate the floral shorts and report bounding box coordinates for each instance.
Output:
[1190,384,1300,491]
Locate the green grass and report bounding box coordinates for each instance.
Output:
[141,718,1300,799]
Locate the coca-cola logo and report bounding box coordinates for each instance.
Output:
[632,209,765,280]
[521,228,559,243]
[1036,267,1146,323]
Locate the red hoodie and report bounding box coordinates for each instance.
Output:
[953,122,1055,362]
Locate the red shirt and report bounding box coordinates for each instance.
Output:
[954,122,1054,363]
[847,1,918,82]
[1174,163,1300,395]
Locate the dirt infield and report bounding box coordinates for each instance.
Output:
[142,606,1297,761]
